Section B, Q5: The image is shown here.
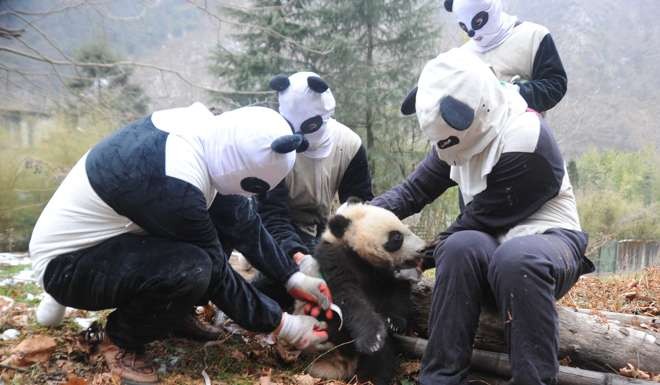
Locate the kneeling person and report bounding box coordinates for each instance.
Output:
[29,103,332,384]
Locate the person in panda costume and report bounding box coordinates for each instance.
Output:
[253,72,373,307]
[28,103,333,384]
[444,0,567,113]
[371,49,594,385]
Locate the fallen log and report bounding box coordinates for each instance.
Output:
[410,279,660,373]
[395,335,659,385]
[570,308,659,328]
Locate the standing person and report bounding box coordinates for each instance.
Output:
[372,49,594,385]
[29,103,332,384]
[254,72,373,306]
[444,0,568,113]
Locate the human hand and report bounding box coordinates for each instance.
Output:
[274,312,329,350]
[286,271,332,309]
[293,252,321,277]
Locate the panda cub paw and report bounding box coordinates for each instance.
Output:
[355,320,387,354]
[385,315,407,334]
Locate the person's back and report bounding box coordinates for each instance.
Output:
[446,0,568,112]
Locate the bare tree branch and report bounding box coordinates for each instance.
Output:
[0,46,271,96]
[0,27,25,39]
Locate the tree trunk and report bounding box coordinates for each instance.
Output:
[410,279,660,373]
[396,335,660,385]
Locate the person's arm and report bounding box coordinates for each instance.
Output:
[256,181,310,257]
[370,148,456,219]
[516,34,567,112]
[115,180,286,332]
[210,194,299,284]
[338,145,374,203]
[211,194,333,312]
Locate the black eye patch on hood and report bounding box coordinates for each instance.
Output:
[440,95,474,131]
[471,11,489,31]
[240,177,270,194]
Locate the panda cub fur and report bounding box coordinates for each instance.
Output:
[309,200,426,385]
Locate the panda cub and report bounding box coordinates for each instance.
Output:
[309,200,426,385]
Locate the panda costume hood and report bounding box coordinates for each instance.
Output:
[444,0,517,53]
[402,48,530,200]
[152,103,300,196]
[270,72,336,159]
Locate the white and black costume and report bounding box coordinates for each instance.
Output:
[258,72,373,257]
[29,103,305,350]
[372,49,593,385]
[252,72,373,307]
[445,0,568,112]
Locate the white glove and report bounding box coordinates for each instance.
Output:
[285,271,332,310]
[36,293,66,326]
[297,254,321,278]
[275,312,329,350]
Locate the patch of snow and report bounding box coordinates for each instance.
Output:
[0,329,20,341]
[0,252,29,266]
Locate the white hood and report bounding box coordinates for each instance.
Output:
[152,103,297,196]
[276,71,336,159]
[453,0,517,53]
[415,48,527,198]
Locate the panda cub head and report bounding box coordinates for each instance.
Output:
[323,200,426,270]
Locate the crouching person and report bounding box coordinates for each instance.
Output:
[29,103,332,384]
[371,49,594,385]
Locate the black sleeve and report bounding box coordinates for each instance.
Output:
[256,181,310,257]
[111,180,286,332]
[209,194,299,284]
[338,145,374,203]
[370,148,456,219]
[438,152,563,241]
[517,34,567,112]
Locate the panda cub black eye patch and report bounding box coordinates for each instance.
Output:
[384,230,404,252]
[471,11,489,30]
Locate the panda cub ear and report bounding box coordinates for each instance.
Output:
[444,0,453,12]
[345,196,363,205]
[328,214,351,239]
[270,74,291,92]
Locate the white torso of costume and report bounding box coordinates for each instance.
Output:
[461,21,549,83]
[284,118,362,236]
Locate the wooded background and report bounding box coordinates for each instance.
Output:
[1,0,658,254]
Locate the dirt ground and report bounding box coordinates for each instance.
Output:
[1,261,658,385]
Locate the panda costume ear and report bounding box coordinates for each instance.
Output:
[307,76,329,93]
[271,134,305,153]
[328,214,351,239]
[444,0,453,12]
[400,86,418,116]
[270,74,290,92]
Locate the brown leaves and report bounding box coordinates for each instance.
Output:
[618,363,660,381]
[559,267,660,316]
[1,334,56,367]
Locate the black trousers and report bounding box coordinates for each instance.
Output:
[420,228,591,385]
[43,233,214,351]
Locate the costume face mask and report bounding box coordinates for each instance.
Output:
[204,107,304,196]
[400,48,520,166]
[271,71,336,159]
[444,0,516,52]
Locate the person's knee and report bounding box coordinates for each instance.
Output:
[163,244,213,300]
[434,230,496,273]
[488,237,552,287]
